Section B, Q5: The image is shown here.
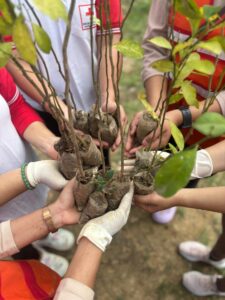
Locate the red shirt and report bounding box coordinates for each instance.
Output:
[0,68,43,136]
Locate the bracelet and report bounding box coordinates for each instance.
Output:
[178,106,192,128]
[21,163,35,190]
[42,206,58,233]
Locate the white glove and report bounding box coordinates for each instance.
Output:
[77,182,134,252]
[191,149,213,179]
[121,151,170,173]
[26,160,68,190]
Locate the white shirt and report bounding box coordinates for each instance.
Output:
[0,96,48,221]
[14,0,98,112]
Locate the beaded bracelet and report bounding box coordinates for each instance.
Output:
[21,163,35,190]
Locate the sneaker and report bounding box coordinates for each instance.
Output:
[152,207,177,224]
[179,241,225,269]
[34,228,75,251]
[33,245,69,277]
[183,271,225,296]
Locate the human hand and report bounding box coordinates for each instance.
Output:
[77,182,134,252]
[50,179,80,228]
[134,191,177,213]
[43,136,60,160]
[191,149,213,179]
[26,160,68,190]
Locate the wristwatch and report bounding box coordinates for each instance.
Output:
[178,106,192,128]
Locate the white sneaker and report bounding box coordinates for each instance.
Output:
[152,207,177,224]
[33,245,69,277]
[34,228,75,251]
[183,271,225,296]
[179,241,225,269]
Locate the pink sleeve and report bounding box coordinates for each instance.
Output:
[0,68,43,136]
[0,221,19,259]
[216,91,225,116]
[54,278,94,300]
[141,0,171,83]
[96,0,122,35]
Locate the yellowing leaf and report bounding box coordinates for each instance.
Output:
[12,16,37,65]
[32,0,68,22]
[181,81,199,108]
[138,92,158,120]
[172,39,194,56]
[114,39,144,59]
[197,40,223,55]
[0,42,12,67]
[148,36,172,49]
[151,59,173,73]
[169,120,184,151]
[194,60,215,75]
[32,23,51,53]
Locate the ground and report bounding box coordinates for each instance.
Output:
[46,1,225,299]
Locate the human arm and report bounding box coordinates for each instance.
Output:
[0,179,79,258]
[96,0,127,151]
[54,182,134,300]
[134,186,225,214]
[0,68,60,159]
[0,160,68,206]
[6,53,68,117]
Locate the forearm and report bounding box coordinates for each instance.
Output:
[0,169,26,206]
[97,34,122,110]
[166,98,222,126]
[175,187,225,213]
[6,58,68,115]
[23,121,59,159]
[144,75,168,112]
[204,140,225,173]
[11,202,65,250]
[65,238,102,289]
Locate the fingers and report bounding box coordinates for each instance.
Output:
[134,193,154,205]
[135,202,159,213]
[111,130,121,152]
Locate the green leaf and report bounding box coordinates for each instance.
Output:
[12,16,37,65]
[202,5,221,19]
[181,81,199,108]
[155,147,197,197]
[151,59,173,73]
[169,120,184,151]
[168,143,178,154]
[174,65,194,88]
[193,112,225,137]
[175,0,202,20]
[148,36,172,49]
[114,39,143,59]
[0,42,12,67]
[194,59,215,75]
[189,18,201,36]
[138,92,158,120]
[32,0,68,22]
[197,40,223,55]
[32,23,51,53]
[168,93,183,105]
[172,39,194,56]
[0,0,14,24]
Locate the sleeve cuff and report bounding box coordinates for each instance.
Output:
[77,223,112,252]
[0,221,19,259]
[54,278,94,300]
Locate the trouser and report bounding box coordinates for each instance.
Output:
[209,214,225,292]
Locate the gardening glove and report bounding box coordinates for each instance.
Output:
[190,149,213,179]
[77,182,134,252]
[26,160,68,190]
[120,151,170,174]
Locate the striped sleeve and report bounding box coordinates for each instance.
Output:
[96,0,122,35]
[0,68,43,136]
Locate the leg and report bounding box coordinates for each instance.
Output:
[210,214,225,261]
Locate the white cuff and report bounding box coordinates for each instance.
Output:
[77,223,112,252]
[191,149,213,179]
[54,278,94,300]
[0,221,19,259]
[26,162,37,187]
